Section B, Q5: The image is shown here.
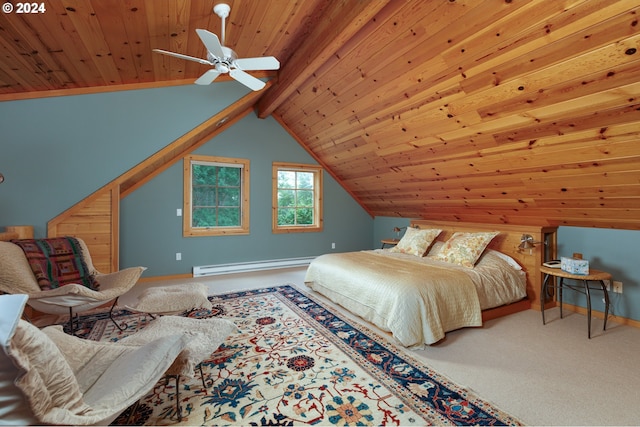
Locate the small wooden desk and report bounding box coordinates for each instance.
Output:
[540,265,612,338]
[380,238,399,248]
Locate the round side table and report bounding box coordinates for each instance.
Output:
[540,265,611,338]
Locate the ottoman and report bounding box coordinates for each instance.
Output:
[124,282,212,315]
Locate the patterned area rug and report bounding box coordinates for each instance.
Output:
[73,285,520,426]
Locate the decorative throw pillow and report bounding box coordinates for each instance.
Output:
[390,227,442,257]
[434,231,499,267]
[11,237,99,291]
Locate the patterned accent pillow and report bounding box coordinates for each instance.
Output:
[11,237,99,291]
[390,227,442,257]
[434,231,499,267]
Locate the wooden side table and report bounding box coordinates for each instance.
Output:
[540,265,612,338]
[380,238,399,248]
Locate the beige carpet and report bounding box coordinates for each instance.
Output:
[411,308,640,426]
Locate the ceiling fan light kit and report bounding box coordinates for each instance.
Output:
[153,2,279,91]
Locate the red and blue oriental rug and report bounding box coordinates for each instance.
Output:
[72,285,521,426]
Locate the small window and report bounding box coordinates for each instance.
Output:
[272,162,323,233]
[184,154,250,237]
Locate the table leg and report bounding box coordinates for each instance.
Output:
[600,280,610,332]
[541,274,550,325]
[584,280,592,339]
[559,278,564,318]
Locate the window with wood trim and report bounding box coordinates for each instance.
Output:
[184,154,250,237]
[272,162,323,233]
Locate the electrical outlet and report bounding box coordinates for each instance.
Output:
[612,281,623,293]
[603,279,611,291]
[331,242,336,249]
[176,252,182,261]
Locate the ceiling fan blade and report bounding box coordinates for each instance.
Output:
[196,29,225,58]
[152,49,212,66]
[234,56,280,71]
[229,69,266,91]
[195,69,221,85]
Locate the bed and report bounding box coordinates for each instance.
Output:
[305,220,557,348]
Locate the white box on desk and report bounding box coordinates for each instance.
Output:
[561,256,589,275]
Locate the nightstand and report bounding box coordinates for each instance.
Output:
[380,238,399,249]
[540,265,612,338]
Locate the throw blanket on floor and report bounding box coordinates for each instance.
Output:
[11,237,99,291]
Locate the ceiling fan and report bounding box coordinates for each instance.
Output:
[153,3,280,91]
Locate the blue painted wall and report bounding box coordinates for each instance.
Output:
[557,226,639,322]
[120,112,373,276]
[0,83,373,277]
[372,216,410,249]
[0,83,253,237]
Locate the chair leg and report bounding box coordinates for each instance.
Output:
[175,375,182,421]
[68,307,75,335]
[165,374,182,421]
[198,363,211,393]
[108,297,127,331]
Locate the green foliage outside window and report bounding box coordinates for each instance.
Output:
[277,170,315,226]
[192,164,241,227]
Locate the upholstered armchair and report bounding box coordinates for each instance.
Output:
[0,294,193,425]
[0,237,145,333]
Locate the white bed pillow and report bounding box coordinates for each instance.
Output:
[390,227,442,257]
[433,231,499,267]
[483,249,522,270]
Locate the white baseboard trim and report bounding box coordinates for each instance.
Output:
[193,256,315,277]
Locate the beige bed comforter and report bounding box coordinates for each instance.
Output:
[305,246,526,348]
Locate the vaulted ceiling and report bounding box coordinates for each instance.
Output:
[1,0,639,230]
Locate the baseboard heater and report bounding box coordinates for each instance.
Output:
[193,256,315,277]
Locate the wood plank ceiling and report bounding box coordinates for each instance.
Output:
[1,0,639,230]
